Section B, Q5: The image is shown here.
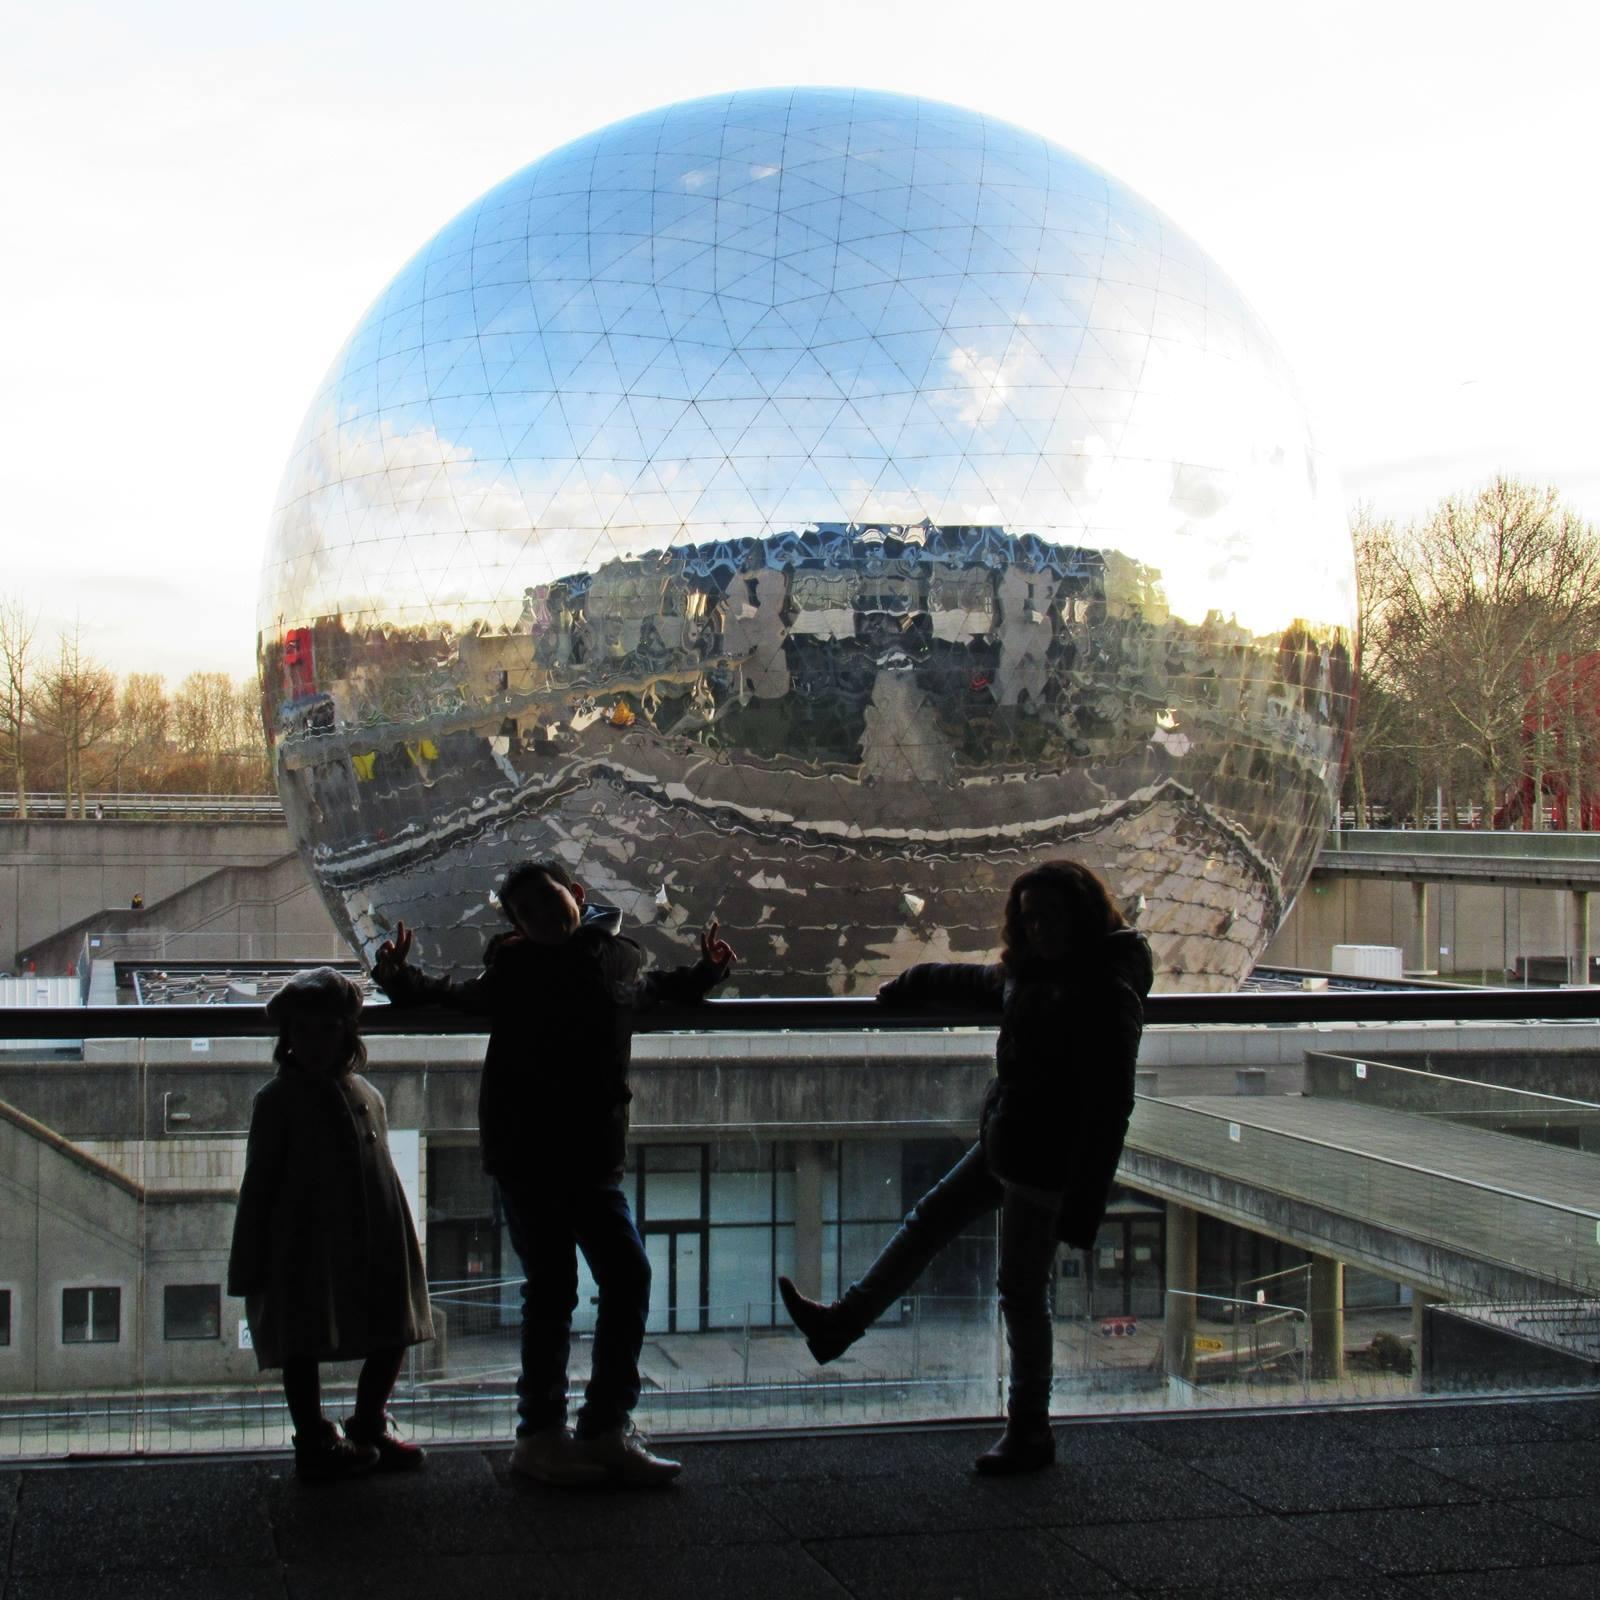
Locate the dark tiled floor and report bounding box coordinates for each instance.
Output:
[2,1396,1597,1599]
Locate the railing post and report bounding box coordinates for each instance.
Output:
[792,1140,824,1298]
[742,1301,751,1386]
[1308,1254,1345,1380]
[1164,1202,1198,1382]
[1407,880,1432,973]
[1569,889,1590,986]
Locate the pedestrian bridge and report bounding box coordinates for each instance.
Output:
[1122,1053,1600,1305]
[1315,827,1600,890]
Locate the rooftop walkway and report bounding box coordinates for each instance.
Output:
[4,1396,1598,1599]
[1125,1095,1600,1301]
[1315,827,1600,889]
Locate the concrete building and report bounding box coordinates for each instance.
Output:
[3,820,1599,1412]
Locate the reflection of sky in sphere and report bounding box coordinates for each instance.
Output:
[260,88,1356,996]
[264,87,1350,644]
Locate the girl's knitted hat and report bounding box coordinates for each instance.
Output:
[265,966,363,1025]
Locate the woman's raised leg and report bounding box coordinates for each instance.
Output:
[781,1143,1001,1361]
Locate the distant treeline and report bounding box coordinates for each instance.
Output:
[6,474,1598,823]
[0,606,268,816]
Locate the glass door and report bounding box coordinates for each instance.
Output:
[643,1227,706,1334]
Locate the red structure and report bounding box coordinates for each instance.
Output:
[283,626,316,702]
[1497,651,1600,830]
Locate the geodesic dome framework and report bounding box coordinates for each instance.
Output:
[260,87,1355,992]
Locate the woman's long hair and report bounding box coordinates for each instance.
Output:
[1000,859,1127,972]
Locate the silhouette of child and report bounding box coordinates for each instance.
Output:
[375,860,733,1485]
[228,967,434,1483]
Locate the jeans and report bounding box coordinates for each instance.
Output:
[837,1142,1062,1423]
[497,1176,651,1438]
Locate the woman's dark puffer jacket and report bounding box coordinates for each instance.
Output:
[878,927,1154,1247]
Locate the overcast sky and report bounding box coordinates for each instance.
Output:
[3,0,1596,682]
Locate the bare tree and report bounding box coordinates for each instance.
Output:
[1374,478,1600,826]
[173,670,237,790]
[116,672,170,792]
[233,677,271,792]
[0,596,37,816]
[35,628,118,819]
[1346,508,1400,823]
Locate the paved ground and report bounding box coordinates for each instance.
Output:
[3,1394,1598,1598]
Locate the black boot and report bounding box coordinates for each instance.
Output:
[973,1421,1055,1476]
[777,1276,856,1364]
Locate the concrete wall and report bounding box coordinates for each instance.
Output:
[79,1137,249,1191]
[1267,874,1583,977]
[7,816,1591,984]
[12,1017,1600,1148]
[0,820,343,971]
[0,1102,257,1394]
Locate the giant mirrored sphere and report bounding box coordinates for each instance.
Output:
[260,87,1355,993]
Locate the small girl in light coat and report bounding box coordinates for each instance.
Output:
[228,967,434,1483]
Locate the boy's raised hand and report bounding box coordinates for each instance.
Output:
[374,921,414,983]
[701,918,736,975]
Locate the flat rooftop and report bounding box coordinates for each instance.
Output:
[5,1398,1598,1599]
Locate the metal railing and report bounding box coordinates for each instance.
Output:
[1,992,1597,1462]
[10,983,1600,1038]
[1323,828,1600,862]
[0,792,281,820]
[1164,1290,1310,1399]
[1125,1094,1600,1297]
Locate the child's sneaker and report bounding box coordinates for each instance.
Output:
[343,1410,426,1471]
[510,1425,606,1486]
[572,1420,681,1486]
[293,1419,380,1485]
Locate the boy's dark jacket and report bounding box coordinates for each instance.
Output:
[376,905,723,1182]
[878,928,1154,1248]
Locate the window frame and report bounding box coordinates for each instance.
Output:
[162,1282,222,1342]
[61,1285,122,1346]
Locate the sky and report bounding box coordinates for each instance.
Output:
[3,0,1597,683]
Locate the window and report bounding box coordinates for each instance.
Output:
[163,1284,221,1341]
[0,1288,11,1347]
[62,1287,120,1344]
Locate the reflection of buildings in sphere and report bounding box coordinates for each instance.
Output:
[269,520,1348,992]
[259,88,1356,992]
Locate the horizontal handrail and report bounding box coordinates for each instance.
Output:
[1322,828,1600,861]
[0,792,280,817]
[1315,1051,1600,1112]
[6,984,1600,1038]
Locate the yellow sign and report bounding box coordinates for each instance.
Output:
[1193,1336,1226,1352]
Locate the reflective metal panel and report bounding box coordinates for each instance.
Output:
[259,88,1355,993]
